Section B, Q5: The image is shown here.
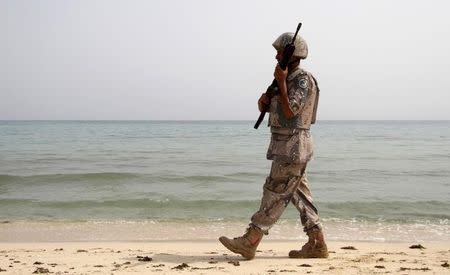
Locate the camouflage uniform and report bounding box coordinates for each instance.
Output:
[250,67,321,234]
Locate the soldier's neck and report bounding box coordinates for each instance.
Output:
[288,60,300,73]
[288,64,301,75]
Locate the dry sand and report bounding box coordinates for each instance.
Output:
[0,241,449,274]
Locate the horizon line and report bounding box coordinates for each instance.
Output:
[1,119,449,122]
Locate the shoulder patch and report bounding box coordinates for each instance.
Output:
[299,78,308,90]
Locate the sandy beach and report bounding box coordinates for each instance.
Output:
[0,241,449,274]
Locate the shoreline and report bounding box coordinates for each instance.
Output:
[1,220,448,243]
[1,241,449,274]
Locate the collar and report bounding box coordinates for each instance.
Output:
[287,67,304,82]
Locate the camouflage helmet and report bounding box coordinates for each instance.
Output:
[272,32,308,59]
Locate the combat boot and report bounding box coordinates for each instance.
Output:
[289,228,329,258]
[219,225,263,260]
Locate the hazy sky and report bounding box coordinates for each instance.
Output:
[1,0,449,120]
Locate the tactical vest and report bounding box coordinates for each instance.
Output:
[268,68,319,130]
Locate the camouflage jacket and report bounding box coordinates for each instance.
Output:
[266,67,318,164]
[268,67,318,130]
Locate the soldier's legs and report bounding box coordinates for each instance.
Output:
[291,171,322,232]
[250,160,306,233]
[289,168,328,258]
[218,160,304,260]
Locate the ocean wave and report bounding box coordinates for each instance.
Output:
[1,198,449,223]
[0,173,257,186]
[224,172,263,177]
[0,175,17,183]
[0,198,259,209]
[319,200,450,221]
[0,173,142,185]
[153,175,235,184]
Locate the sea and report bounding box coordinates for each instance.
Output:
[0,120,449,242]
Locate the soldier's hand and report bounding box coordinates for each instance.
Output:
[274,64,288,84]
[258,93,270,112]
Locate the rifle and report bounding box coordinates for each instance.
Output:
[253,23,302,129]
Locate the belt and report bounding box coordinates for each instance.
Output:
[270,127,310,135]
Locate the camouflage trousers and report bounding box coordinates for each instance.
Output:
[250,160,322,234]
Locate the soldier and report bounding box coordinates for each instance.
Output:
[219,32,328,260]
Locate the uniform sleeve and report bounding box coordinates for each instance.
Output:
[288,76,309,116]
